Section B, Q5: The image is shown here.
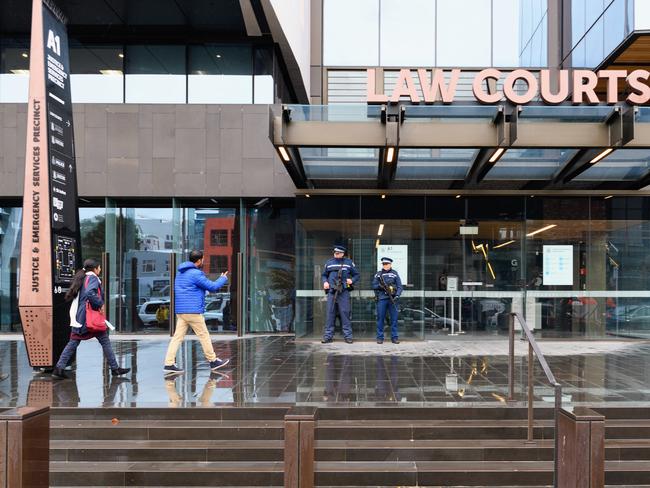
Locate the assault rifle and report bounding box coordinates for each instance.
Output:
[378,273,397,308]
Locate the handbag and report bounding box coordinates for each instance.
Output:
[84,276,107,332]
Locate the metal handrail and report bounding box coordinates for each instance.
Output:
[508,312,562,488]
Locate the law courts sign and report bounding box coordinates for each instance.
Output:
[366,68,650,105]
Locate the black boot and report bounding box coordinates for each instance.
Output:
[51,367,67,380]
[111,367,131,377]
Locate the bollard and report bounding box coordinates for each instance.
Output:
[284,406,317,488]
[557,407,605,488]
[0,406,50,487]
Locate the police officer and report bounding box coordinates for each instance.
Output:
[372,257,403,344]
[321,245,359,344]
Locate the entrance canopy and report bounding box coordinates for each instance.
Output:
[269,104,650,191]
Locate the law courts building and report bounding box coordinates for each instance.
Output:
[2,0,650,341]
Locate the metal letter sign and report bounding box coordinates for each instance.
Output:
[19,0,81,368]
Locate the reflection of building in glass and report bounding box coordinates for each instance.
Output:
[203,216,235,281]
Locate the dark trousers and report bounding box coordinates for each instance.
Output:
[55,331,119,370]
[376,298,398,340]
[324,291,352,340]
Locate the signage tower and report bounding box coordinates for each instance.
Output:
[19,0,81,369]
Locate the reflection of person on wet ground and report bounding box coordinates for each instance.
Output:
[374,356,401,402]
[322,354,353,402]
[165,372,229,407]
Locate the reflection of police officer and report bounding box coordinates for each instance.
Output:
[321,245,359,344]
[372,257,403,344]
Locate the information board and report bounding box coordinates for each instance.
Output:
[543,245,573,286]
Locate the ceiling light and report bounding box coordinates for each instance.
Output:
[604,195,613,200]
[489,147,505,163]
[305,194,310,198]
[118,53,124,58]
[216,54,222,58]
[385,147,395,163]
[377,224,384,236]
[590,148,614,164]
[100,69,123,76]
[21,52,28,58]
[375,239,380,248]
[493,239,515,249]
[10,69,29,75]
[526,224,557,237]
[278,146,290,162]
[455,194,461,199]
[381,194,386,199]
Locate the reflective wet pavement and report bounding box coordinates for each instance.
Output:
[1,335,650,408]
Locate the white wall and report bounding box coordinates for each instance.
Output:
[270,0,311,93]
[635,0,650,29]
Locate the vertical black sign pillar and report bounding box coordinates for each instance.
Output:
[19,0,80,368]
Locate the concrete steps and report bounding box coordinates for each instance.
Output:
[48,406,650,487]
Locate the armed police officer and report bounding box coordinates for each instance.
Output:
[321,245,359,344]
[372,257,403,344]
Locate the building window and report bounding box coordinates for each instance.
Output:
[142,259,156,273]
[210,229,228,247]
[209,255,228,274]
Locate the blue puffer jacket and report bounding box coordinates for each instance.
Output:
[174,261,228,314]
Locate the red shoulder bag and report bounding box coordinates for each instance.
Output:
[84,276,107,332]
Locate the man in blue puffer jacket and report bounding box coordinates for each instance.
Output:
[163,250,230,374]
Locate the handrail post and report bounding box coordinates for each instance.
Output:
[527,342,534,443]
[508,313,515,402]
[554,383,562,488]
[285,406,317,488]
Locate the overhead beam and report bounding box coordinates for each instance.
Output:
[465,148,494,185]
[630,169,650,190]
[281,146,310,190]
[551,148,605,184]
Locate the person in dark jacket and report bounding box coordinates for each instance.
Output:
[321,245,359,344]
[52,259,130,380]
[372,257,403,344]
[163,250,230,374]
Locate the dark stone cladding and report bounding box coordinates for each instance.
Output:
[0,103,295,199]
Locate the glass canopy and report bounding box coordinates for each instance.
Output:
[486,149,578,180]
[299,147,379,179]
[575,149,650,181]
[396,148,478,180]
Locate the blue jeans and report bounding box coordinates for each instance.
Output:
[55,331,119,370]
[376,298,398,341]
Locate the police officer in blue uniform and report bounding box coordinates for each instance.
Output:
[372,257,403,344]
[321,245,359,344]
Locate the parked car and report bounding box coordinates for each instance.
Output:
[608,305,650,331]
[399,307,459,329]
[204,298,226,327]
[138,300,170,327]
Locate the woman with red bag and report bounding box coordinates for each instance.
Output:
[52,258,130,380]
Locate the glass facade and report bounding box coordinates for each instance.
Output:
[566,0,634,68]
[0,199,295,336]
[0,206,21,332]
[519,0,548,67]
[295,195,650,341]
[0,40,282,104]
[323,0,526,68]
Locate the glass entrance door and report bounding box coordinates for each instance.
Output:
[182,207,239,333]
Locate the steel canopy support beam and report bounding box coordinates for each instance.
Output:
[551,148,604,184]
[631,169,650,190]
[377,105,402,189]
[465,148,494,185]
[282,146,310,190]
